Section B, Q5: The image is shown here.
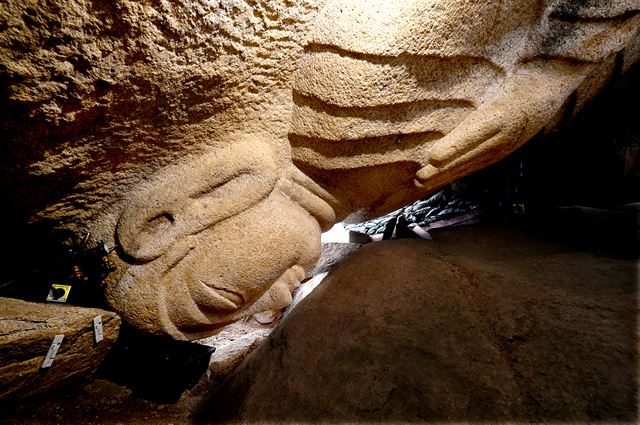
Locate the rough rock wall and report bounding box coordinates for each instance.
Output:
[0,0,322,230]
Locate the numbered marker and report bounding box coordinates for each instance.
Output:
[42,334,64,368]
[93,316,104,343]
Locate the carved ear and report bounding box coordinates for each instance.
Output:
[117,197,187,262]
[117,141,279,262]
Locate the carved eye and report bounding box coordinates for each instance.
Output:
[117,140,279,263]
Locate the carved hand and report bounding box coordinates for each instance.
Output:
[415,63,589,192]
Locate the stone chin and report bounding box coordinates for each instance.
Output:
[107,140,335,340]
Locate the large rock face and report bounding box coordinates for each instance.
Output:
[197,224,637,423]
[1,0,323,227]
[1,0,639,338]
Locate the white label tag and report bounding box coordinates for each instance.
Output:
[41,334,64,368]
[93,316,104,343]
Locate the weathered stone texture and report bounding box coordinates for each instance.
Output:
[0,0,322,227]
[1,0,325,339]
[0,297,120,401]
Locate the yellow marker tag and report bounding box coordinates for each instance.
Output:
[46,284,72,303]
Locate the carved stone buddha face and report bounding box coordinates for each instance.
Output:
[105,0,640,340]
[107,140,333,339]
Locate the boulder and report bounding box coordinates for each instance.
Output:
[0,297,120,401]
[197,223,637,423]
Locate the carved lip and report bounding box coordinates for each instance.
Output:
[199,280,245,311]
[284,265,306,290]
[210,286,245,307]
[200,265,305,315]
[179,265,307,339]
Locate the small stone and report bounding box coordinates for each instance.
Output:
[0,297,120,401]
